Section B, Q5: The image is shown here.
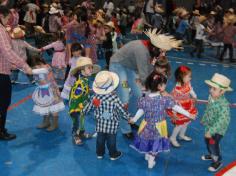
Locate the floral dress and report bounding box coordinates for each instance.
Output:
[167,82,197,125]
[131,95,175,154]
[32,65,65,115]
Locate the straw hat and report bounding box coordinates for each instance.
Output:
[10,27,25,39]
[96,16,105,24]
[210,11,216,15]
[224,14,236,24]
[144,28,183,51]
[199,15,207,23]
[70,57,100,76]
[228,8,235,14]
[105,21,115,29]
[93,71,119,95]
[173,7,186,16]
[49,7,59,14]
[34,26,46,33]
[42,3,49,8]
[154,4,164,13]
[192,9,200,16]
[205,73,232,91]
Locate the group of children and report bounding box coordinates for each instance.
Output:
[27,40,232,172]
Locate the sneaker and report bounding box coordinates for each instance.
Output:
[148,160,156,169]
[110,151,122,161]
[179,135,192,141]
[169,137,181,147]
[208,161,222,172]
[201,154,212,161]
[97,155,104,159]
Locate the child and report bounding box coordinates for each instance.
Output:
[190,16,206,58]
[167,66,198,147]
[83,71,130,160]
[10,26,40,84]
[201,73,232,172]
[61,43,84,100]
[41,31,67,87]
[153,56,171,78]
[69,57,100,145]
[129,72,195,169]
[31,57,65,131]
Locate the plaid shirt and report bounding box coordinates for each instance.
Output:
[0,24,30,75]
[83,92,130,134]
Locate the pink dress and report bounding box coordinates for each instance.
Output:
[42,41,66,69]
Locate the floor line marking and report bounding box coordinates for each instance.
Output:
[7,95,32,111]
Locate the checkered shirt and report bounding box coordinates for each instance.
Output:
[83,92,130,134]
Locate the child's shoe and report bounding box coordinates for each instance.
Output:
[201,154,212,161]
[145,154,150,161]
[148,159,156,169]
[73,135,83,145]
[97,155,104,159]
[179,135,192,141]
[208,161,222,172]
[110,151,122,160]
[46,116,58,132]
[169,137,181,147]
[37,116,50,129]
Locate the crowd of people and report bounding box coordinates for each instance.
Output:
[0,0,235,173]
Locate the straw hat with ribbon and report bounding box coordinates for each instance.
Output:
[49,7,59,14]
[193,9,200,16]
[70,57,100,76]
[144,28,183,51]
[105,21,115,29]
[93,71,119,95]
[34,26,46,33]
[10,27,25,39]
[205,73,233,91]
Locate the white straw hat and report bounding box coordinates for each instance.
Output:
[93,71,119,95]
[205,73,233,91]
[10,27,25,39]
[49,7,59,14]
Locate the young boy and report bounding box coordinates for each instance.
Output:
[201,73,232,172]
[83,71,130,160]
[69,57,100,145]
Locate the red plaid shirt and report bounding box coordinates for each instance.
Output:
[0,24,30,75]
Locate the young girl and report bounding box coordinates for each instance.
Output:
[31,57,65,131]
[41,31,66,87]
[129,72,195,169]
[167,66,198,147]
[69,57,100,145]
[61,43,84,100]
[153,56,171,78]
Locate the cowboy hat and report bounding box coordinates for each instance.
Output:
[10,27,25,39]
[224,14,236,25]
[70,57,100,76]
[210,11,216,15]
[205,73,232,91]
[192,9,200,16]
[49,7,59,14]
[96,16,105,24]
[105,21,115,29]
[154,4,164,13]
[42,3,49,8]
[34,26,46,33]
[144,28,183,51]
[93,71,119,95]
[228,8,234,14]
[199,15,207,23]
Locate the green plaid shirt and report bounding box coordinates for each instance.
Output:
[201,95,230,136]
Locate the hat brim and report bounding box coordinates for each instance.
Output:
[93,72,119,95]
[70,64,101,76]
[205,80,233,91]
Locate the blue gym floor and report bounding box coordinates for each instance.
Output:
[0,45,236,176]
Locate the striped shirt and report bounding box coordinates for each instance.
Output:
[0,24,30,75]
[83,92,130,134]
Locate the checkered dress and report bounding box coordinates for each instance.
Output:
[83,92,130,134]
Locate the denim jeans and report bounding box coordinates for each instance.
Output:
[205,134,223,162]
[109,63,142,134]
[96,132,118,157]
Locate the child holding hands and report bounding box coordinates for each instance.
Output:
[201,73,232,172]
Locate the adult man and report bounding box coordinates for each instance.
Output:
[109,29,182,139]
[0,5,32,140]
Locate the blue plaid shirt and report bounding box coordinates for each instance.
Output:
[83,92,130,134]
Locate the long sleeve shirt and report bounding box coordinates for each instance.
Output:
[201,95,230,136]
[0,24,30,75]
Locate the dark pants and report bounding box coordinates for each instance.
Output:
[192,39,203,57]
[219,43,233,61]
[105,50,113,68]
[205,134,223,162]
[96,132,118,157]
[0,74,12,132]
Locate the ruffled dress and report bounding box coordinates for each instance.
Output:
[131,95,175,154]
[32,66,65,115]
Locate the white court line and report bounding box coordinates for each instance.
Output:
[199,63,206,66]
[176,61,182,64]
[187,62,194,65]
